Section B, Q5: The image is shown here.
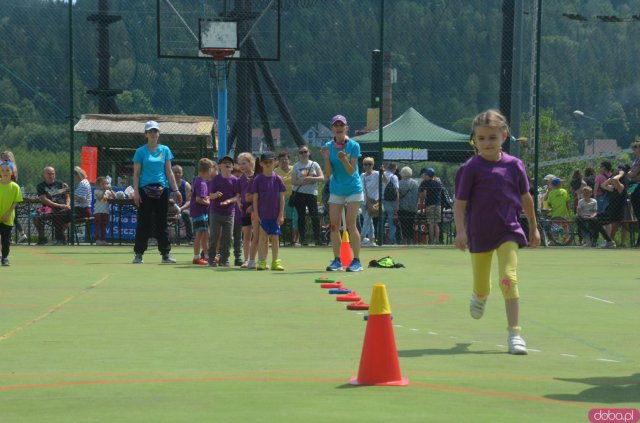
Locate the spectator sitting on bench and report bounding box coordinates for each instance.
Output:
[73,166,92,220]
[34,166,71,245]
[574,186,598,247]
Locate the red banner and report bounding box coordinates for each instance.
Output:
[81,146,98,183]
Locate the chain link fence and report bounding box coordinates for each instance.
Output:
[2,0,639,244]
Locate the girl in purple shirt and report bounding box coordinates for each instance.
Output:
[453,109,540,355]
[251,151,286,271]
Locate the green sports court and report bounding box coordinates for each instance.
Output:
[1,245,637,422]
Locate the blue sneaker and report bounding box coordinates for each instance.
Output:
[346,258,363,272]
[326,258,343,271]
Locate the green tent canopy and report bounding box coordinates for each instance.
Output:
[353,107,474,162]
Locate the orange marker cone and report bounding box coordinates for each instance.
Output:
[340,231,353,267]
[349,283,409,386]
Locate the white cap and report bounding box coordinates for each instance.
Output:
[144,121,160,132]
[543,174,556,181]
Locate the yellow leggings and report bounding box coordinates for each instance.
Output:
[470,241,520,300]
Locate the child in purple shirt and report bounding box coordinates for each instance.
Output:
[251,151,286,271]
[453,109,540,355]
[207,155,239,267]
[190,158,214,265]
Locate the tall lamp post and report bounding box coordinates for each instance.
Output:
[573,110,599,122]
[573,110,602,155]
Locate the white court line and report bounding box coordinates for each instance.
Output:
[561,354,578,358]
[409,328,419,331]
[428,331,438,335]
[596,358,619,363]
[585,295,615,304]
[528,348,542,353]
[394,325,403,328]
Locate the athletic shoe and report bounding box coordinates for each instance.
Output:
[271,259,284,271]
[1,258,10,266]
[469,294,487,319]
[53,240,66,246]
[602,241,616,249]
[326,258,343,272]
[256,260,268,271]
[17,234,28,244]
[192,258,207,265]
[508,334,528,355]
[241,260,249,268]
[161,255,176,264]
[234,258,244,266]
[246,260,257,269]
[208,259,218,267]
[346,258,363,272]
[220,261,231,267]
[132,254,143,264]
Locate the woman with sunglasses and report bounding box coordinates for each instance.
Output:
[320,115,364,272]
[291,145,324,246]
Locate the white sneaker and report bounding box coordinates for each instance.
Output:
[241,260,249,268]
[469,294,487,319]
[246,260,257,269]
[17,233,28,244]
[508,334,528,355]
[602,241,616,249]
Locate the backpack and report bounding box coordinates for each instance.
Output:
[383,178,398,201]
[440,185,453,209]
[368,256,405,268]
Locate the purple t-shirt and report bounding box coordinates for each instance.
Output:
[454,153,529,253]
[237,174,254,218]
[250,173,286,220]
[208,174,238,216]
[189,175,209,218]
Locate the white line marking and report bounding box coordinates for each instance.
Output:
[448,336,458,339]
[596,358,619,363]
[528,348,542,353]
[496,344,506,348]
[409,328,418,331]
[428,331,438,335]
[394,325,403,328]
[561,354,578,358]
[585,295,615,304]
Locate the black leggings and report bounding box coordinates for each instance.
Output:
[293,192,321,244]
[0,223,12,258]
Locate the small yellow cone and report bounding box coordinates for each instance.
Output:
[368,283,392,315]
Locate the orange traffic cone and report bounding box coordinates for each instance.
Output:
[340,231,353,267]
[349,283,409,386]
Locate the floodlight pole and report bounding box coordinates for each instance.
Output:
[376,0,385,246]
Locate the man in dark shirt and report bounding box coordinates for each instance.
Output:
[34,166,71,245]
[418,167,443,244]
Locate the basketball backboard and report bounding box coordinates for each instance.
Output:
[157,0,281,62]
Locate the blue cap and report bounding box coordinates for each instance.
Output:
[421,167,435,177]
[0,161,14,171]
[551,177,562,186]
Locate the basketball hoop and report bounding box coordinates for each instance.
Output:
[200,48,236,61]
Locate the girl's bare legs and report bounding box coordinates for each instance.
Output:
[242,225,252,260]
[249,219,260,261]
[328,203,344,257]
[345,201,361,259]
